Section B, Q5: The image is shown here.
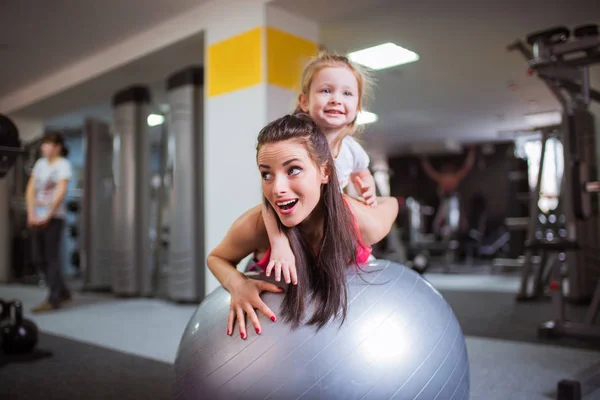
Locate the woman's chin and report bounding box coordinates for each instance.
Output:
[276,209,302,228]
[279,216,299,228]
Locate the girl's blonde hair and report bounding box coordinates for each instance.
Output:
[295,51,374,140]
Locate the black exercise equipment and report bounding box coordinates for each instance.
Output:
[509,24,600,307]
[66,199,80,213]
[68,224,78,238]
[0,114,23,179]
[557,380,581,400]
[70,251,80,268]
[0,300,39,355]
[536,238,600,340]
[508,29,600,400]
[514,127,568,301]
[505,156,530,258]
[0,299,10,322]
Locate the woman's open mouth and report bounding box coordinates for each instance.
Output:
[276,199,298,215]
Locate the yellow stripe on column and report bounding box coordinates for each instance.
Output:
[267,27,318,91]
[207,27,263,97]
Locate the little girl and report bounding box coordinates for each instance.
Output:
[260,52,380,285]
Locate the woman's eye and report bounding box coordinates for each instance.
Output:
[261,172,271,180]
[289,167,302,176]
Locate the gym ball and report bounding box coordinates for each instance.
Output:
[174,260,470,400]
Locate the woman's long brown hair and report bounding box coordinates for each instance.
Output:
[257,114,358,329]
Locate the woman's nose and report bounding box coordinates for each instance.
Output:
[272,174,289,195]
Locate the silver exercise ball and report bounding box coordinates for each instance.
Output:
[174,260,470,400]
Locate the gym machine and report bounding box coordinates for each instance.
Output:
[509,24,600,400]
[0,120,47,356]
[509,23,600,341]
[503,125,567,299]
[0,115,25,282]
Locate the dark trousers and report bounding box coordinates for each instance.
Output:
[32,218,70,306]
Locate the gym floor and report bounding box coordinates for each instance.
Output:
[1,266,599,400]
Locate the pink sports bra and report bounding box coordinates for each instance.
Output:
[249,198,372,272]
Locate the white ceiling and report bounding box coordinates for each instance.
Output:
[276,0,600,154]
[1,0,599,155]
[0,0,208,96]
[33,31,205,129]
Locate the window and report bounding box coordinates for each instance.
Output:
[523,137,564,213]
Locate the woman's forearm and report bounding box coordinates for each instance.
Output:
[25,179,36,216]
[206,204,269,292]
[207,254,248,293]
[348,195,399,245]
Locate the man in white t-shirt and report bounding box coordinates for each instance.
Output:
[26,132,73,312]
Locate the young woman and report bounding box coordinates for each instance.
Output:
[207,114,399,339]
[26,132,73,312]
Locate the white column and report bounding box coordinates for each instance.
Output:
[203,2,319,294]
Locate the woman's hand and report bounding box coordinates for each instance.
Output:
[228,277,283,339]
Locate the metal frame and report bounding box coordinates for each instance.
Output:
[515,127,564,300]
[539,253,600,340]
[509,24,600,341]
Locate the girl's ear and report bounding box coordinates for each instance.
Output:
[298,93,310,112]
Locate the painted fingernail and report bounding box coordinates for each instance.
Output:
[227,329,231,335]
[270,316,276,322]
[278,287,285,292]
[241,332,246,339]
[255,328,261,334]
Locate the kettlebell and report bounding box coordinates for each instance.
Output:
[1,300,39,355]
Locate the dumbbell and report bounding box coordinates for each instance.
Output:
[0,300,39,355]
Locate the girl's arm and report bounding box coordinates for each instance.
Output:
[207,205,282,339]
[262,203,297,284]
[345,137,377,207]
[345,195,399,245]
